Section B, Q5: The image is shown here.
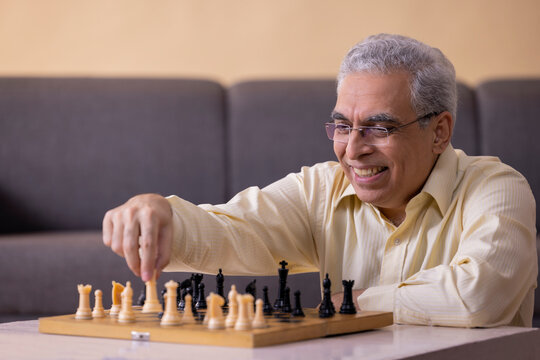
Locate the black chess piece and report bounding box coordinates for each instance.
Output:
[319,273,335,318]
[245,279,257,299]
[274,260,289,311]
[192,273,203,303]
[339,280,357,314]
[158,288,167,319]
[292,290,305,317]
[195,283,207,310]
[136,285,146,306]
[177,278,192,310]
[216,268,227,307]
[262,286,273,315]
[281,287,292,313]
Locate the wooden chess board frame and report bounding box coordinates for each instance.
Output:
[39,308,393,348]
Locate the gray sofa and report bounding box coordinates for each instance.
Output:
[1,77,539,325]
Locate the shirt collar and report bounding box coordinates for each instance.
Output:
[336,144,458,215]
[420,144,458,215]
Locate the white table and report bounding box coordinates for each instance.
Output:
[1,320,539,360]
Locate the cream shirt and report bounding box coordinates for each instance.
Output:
[165,145,537,327]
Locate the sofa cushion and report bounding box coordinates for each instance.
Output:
[0,78,227,232]
[228,80,338,197]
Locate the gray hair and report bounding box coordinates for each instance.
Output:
[337,34,457,124]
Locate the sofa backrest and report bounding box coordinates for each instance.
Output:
[0,78,227,232]
[477,79,540,231]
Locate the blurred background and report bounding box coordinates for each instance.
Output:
[1,0,539,84]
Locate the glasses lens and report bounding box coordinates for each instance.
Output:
[325,123,389,145]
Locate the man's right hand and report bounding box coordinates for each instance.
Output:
[102,193,173,282]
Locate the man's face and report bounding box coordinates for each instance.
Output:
[333,72,439,217]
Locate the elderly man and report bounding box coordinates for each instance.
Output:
[103,34,537,327]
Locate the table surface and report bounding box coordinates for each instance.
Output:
[1,320,540,360]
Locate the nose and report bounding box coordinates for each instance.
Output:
[345,130,375,159]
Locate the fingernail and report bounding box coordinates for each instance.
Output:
[142,271,153,282]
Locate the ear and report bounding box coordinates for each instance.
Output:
[431,111,453,155]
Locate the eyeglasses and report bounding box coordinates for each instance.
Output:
[325,112,440,146]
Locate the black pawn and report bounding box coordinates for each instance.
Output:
[281,287,292,313]
[195,283,207,310]
[262,286,273,315]
[136,285,146,306]
[339,280,357,315]
[292,290,305,317]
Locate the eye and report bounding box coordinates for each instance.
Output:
[367,127,390,137]
[335,124,351,134]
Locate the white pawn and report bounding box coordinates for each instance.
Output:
[252,299,267,328]
[234,294,252,331]
[225,285,238,328]
[182,294,196,324]
[161,280,181,326]
[75,284,92,320]
[92,289,105,318]
[118,281,136,323]
[247,294,254,321]
[207,293,226,330]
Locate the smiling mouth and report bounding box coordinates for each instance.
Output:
[352,166,387,177]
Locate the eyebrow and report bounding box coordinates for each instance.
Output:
[330,111,401,125]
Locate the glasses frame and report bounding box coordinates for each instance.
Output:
[325,111,441,145]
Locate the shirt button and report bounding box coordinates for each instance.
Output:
[394,239,401,246]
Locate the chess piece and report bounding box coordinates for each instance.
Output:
[292,290,305,317]
[161,280,181,325]
[136,285,146,306]
[245,279,256,299]
[109,281,124,317]
[207,293,226,330]
[118,281,136,323]
[192,273,203,304]
[177,278,192,310]
[195,283,207,310]
[182,294,196,324]
[234,294,252,330]
[92,289,105,318]
[247,294,255,321]
[75,284,92,320]
[319,273,335,318]
[216,268,227,307]
[142,273,163,313]
[252,299,267,329]
[262,286,273,315]
[274,260,289,311]
[281,287,292,313]
[339,280,357,315]
[225,285,238,328]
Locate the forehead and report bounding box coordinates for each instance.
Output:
[334,72,414,123]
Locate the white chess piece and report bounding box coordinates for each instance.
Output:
[225,285,238,328]
[234,294,252,330]
[118,281,136,323]
[182,294,196,324]
[142,273,163,313]
[161,280,181,326]
[207,293,226,330]
[92,289,105,318]
[252,299,267,328]
[75,284,92,320]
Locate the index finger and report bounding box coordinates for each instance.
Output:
[139,213,159,282]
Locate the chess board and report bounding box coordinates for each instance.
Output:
[39,308,393,348]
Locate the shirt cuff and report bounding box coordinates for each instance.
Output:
[357,284,397,312]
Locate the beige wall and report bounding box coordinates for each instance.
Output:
[1,0,539,85]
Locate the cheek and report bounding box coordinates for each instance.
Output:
[333,142,345,160]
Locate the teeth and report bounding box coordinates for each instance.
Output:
[353,166,385,177]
